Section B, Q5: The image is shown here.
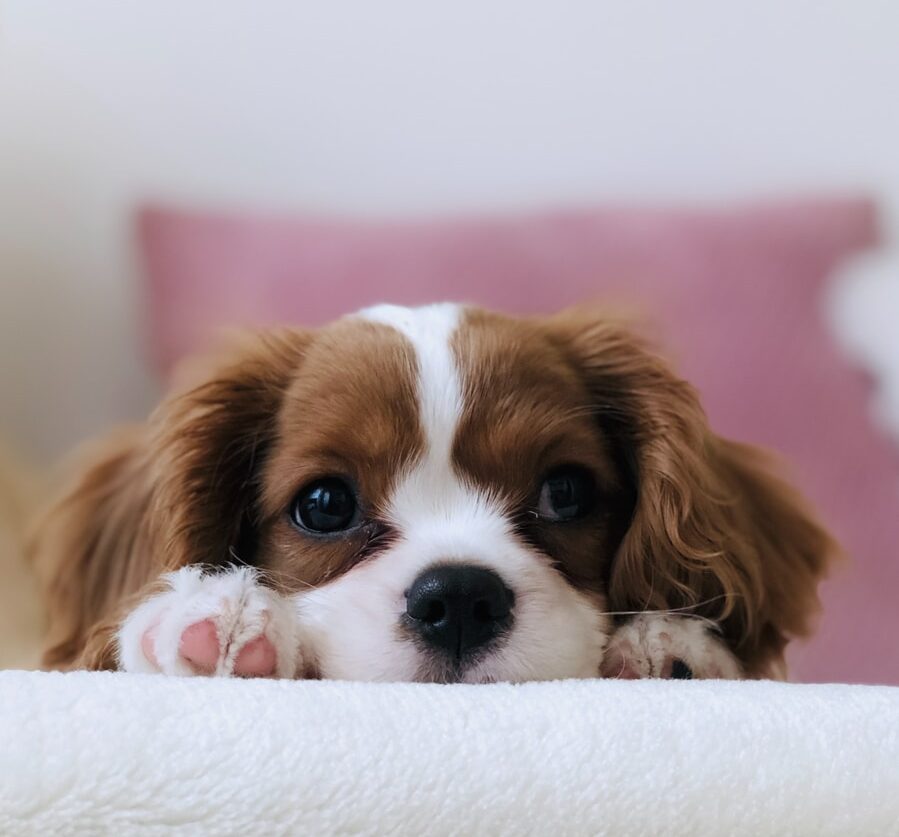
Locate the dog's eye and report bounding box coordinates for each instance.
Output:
[537,467,596,522]
[291,478,358,534]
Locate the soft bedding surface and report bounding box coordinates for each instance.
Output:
[1,671,896,835]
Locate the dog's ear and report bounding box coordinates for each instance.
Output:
[29,330,310,669]
[29,427,156,669]
[149,330,311,570]
[546,308,837,676]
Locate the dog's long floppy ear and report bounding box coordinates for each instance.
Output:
[148,330,311,571]
[29,426,156,669]
[29,330,309,670]
[546,308,838,677]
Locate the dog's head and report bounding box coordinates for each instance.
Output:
[115,303,831,682]
[38,304,834,677]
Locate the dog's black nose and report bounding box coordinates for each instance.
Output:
[405,566,514,658]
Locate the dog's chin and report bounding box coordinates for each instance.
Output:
[412,667,515,686]
[303,622,607,684]
[406,639,605,684]
[409,659,595,685]
[412,646,505,685]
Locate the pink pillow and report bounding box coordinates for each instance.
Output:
[138,198,899,684]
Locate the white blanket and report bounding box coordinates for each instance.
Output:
[1,671,897,836]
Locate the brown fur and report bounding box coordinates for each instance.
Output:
[28,306,836,676]
[546,307,837,676]
[256,318,423,588]
[30,330,311,668]
[453,309,631,593]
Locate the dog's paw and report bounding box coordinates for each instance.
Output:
[600,614,742,680]
[117,566,300,677]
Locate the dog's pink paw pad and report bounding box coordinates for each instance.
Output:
[233,635,277,678]
[615,664,642,679]
[600,646,642,679]
[179,619,221,674]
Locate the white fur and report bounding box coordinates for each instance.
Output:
[117,566,300,678]
[296,503,608,682]
[602,614,742,680]
[119,564,737,682]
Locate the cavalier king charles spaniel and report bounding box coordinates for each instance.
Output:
[30,304,835,682]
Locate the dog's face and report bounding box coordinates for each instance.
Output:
[121,304,831,681]
[254,305,632,682]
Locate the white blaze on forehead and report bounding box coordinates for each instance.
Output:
[358,303,497,534]
[359,303,463,465]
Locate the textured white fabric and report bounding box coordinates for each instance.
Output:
[1,671,897,836]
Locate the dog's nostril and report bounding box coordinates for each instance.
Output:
[422,599,446,624]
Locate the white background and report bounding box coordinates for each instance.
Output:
[1,1,897,460]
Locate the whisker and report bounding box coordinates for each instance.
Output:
[599,593,739,622]
[214,557,319,592]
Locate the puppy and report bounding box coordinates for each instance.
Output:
[29,304,835,682]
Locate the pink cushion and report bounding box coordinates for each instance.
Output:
[138,198,899,684]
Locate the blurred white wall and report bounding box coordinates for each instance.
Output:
[1,0,897,460]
